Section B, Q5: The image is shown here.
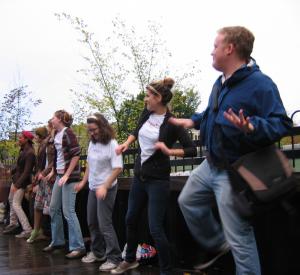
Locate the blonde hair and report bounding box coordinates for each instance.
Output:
[218,26,255,61]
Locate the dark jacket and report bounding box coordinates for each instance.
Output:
[191,59,293,165]
[35,135,56,184]
[53,127,81,183]
[12,143,36,189]
[132,108,197,180]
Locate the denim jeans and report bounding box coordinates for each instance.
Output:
[125,176,172,275]
[49,175,85,251]
[87,186,121,264]
[178,160,261,275]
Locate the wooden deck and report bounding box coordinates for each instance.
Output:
[0,224,211,275]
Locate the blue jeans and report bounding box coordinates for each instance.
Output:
[49,175,85,251]
[178,160,261,275]
[125,176,172,275]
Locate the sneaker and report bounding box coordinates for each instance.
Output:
[140,243,156,259]
[194,242,231,270]
[81,251,106,263]
[111,261,139,274]
[26,229,39,243]
[15,230,32,239]
[3,224,19,234]
[65,249,86,259]
[99,261,117,271]
[122,243,142,260]
[42,244,65,253]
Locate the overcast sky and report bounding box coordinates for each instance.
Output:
[1,0,300,127]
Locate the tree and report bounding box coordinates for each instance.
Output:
[112,18,171,93]
[55,13,129,132]
[117,92,145,141]
[0,140,19,162]
[170,89,201,118]
[0,86,42,141]
[55,13,201,138]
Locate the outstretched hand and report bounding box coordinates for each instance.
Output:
[223,108,254,133]
[168,117,195,129]
[115,143,128,155]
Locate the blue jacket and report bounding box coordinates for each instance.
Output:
[191,59,293,165]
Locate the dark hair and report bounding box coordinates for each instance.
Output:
[35,126,48,139]
[86,113,115,144]
[147,77,175,105]
[54,110,73,127]
[218,26,255,61]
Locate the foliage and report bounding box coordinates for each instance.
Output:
[55,13,129,131]
[116,92,145,142]
[112,18,171,92]
[171,89,201,118]
[55,13,201,139]
[71,123,89,155]
[0,140,19,162]
[0,86,42,141]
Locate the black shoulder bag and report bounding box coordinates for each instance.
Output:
[228,144,297,219]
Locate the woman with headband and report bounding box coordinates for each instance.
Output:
[75,113,122,271]
[112,78,197,275]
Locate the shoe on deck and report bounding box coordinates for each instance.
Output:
[15,230,32,239]
[81,251,106,263]
[3,224,19,234]
[99,260,117,271]
[111,261,139,274]
[27,229,48,243]
[65,249,86,259]
[42,244,65,253]
[194,242,231,270]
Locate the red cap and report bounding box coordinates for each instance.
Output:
[22,130,34,140]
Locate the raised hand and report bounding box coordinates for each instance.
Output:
[168,117,195,129]
[223,108,254,133]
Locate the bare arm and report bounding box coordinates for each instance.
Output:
[96,167,122,199]
[74,164,89,192]
[115,135,136,155]
[154,142,185,157]
[168,117,195,129]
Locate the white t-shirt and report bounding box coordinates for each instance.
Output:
[87,139,123,190]
[138,113,165,164]
[54,127,67,171]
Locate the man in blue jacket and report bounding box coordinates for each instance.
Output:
[171,26,292,275]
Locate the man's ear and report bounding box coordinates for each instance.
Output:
[156,93,162,102]
[226,43,234,56]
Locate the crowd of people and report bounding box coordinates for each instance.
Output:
[1,26,293,275]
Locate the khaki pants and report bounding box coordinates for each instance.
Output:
[8,185,32,232]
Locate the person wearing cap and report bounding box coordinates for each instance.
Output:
[26,124,56,243]
[42,110,85,259]
[74,113,123,271]
[3,130,35,237]
[112,78,197,275]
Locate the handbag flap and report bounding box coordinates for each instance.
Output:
[233,145,293,189]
